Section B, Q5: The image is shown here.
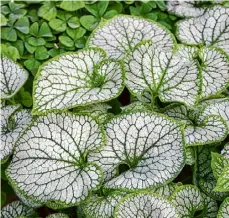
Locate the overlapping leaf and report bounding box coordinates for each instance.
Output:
[33,48,125,114]
[1,105,32,162]
[176,6,229,55]
[215,164,229,192]
[125,42,200,107]
[217,197,229,218]
[88,15,175,59]
[198,47,229,99]
[82,191,126,218]
[89,111,185,190]
[166,0,205,17]
[221,143,229,159]
[114,192,180,218]
[1,200,37,218]
[6,112,105,206]
[169,185,218,218]
[0,56,29,99]
[151,182,181,198]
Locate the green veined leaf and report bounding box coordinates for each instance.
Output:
[217,197,229,218]
[215,164,229,192]
[1,201,37,218]
[89,111,185,190]
[169,185,218,218]
[33,48,125,114]
[166,1,205,17]
[185,147,195,165]
[6,113,105,206]
[0,56,28,99]
[125,41,200,107]
[185,115,228,146]
[46,213,69,218]
[121,102,150,114]
[82,191,126,218]
[194,146,229,200]
[88,15,175,59]
[198,98,229,128]
[176,6,229,55]
[211,152,229,180]
[74,103,112,123]
[221,143,229,159]
[198,47,229,100]
[114,192,180,218]
[1,106,32,162]
[150,182,181,198]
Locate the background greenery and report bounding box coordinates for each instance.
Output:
[1,0,180,216]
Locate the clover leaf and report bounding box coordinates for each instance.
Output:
[169,185,218,218]
[6,112,105,206]
[89,111,185,190]
[1,56,28,99]
[176,6,229,55]
[1,201,37,218]
[217,197,229,218]
[125,42,200,107]
[88,15,175,59]
[0,105,33,162]
[33,48,125,114]
[114,192,180,218]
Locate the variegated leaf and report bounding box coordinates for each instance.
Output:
[89,111,185,190]
[217,197,229,218]
[6,113,105,206]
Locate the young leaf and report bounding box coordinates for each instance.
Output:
[176,6,229,55]
[125,42,200,107]
[217,197,229,218]
[166,1,205,17]
[194,146,229,200]
[82,191,126,218]
[88,15,175,59]
[6,113,105,206]
[1,56,28,99]
[215,164,229,192]
[211,152,229,180]
[114,192,180,218]
[89,111,185,190]
[0,107,33,162]
[185,115,228,146]
[198,47,229,100]
[46,213,69,218]
[33,48,125,114]
[185,147,195,166]
[1,201,37,218]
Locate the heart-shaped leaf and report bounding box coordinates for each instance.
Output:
[88,15,175,59]
[176,6,229,55]
[33,48,125,114]
[114,192,180,218]
[1,201,37,218]
[215,164,229,192]
[89,111,185,190]
[125,42,200,107]
[151,182,181,198]
[169,185,218,218]
[0,106,32,162]
[6,113,105,206]
[217,197,229,218]
[82,191,126,218]
[198,47,229,100]
[166,1,205,17]
[1,56,28,99]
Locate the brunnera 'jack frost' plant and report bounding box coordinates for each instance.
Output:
[1,4,229,218]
